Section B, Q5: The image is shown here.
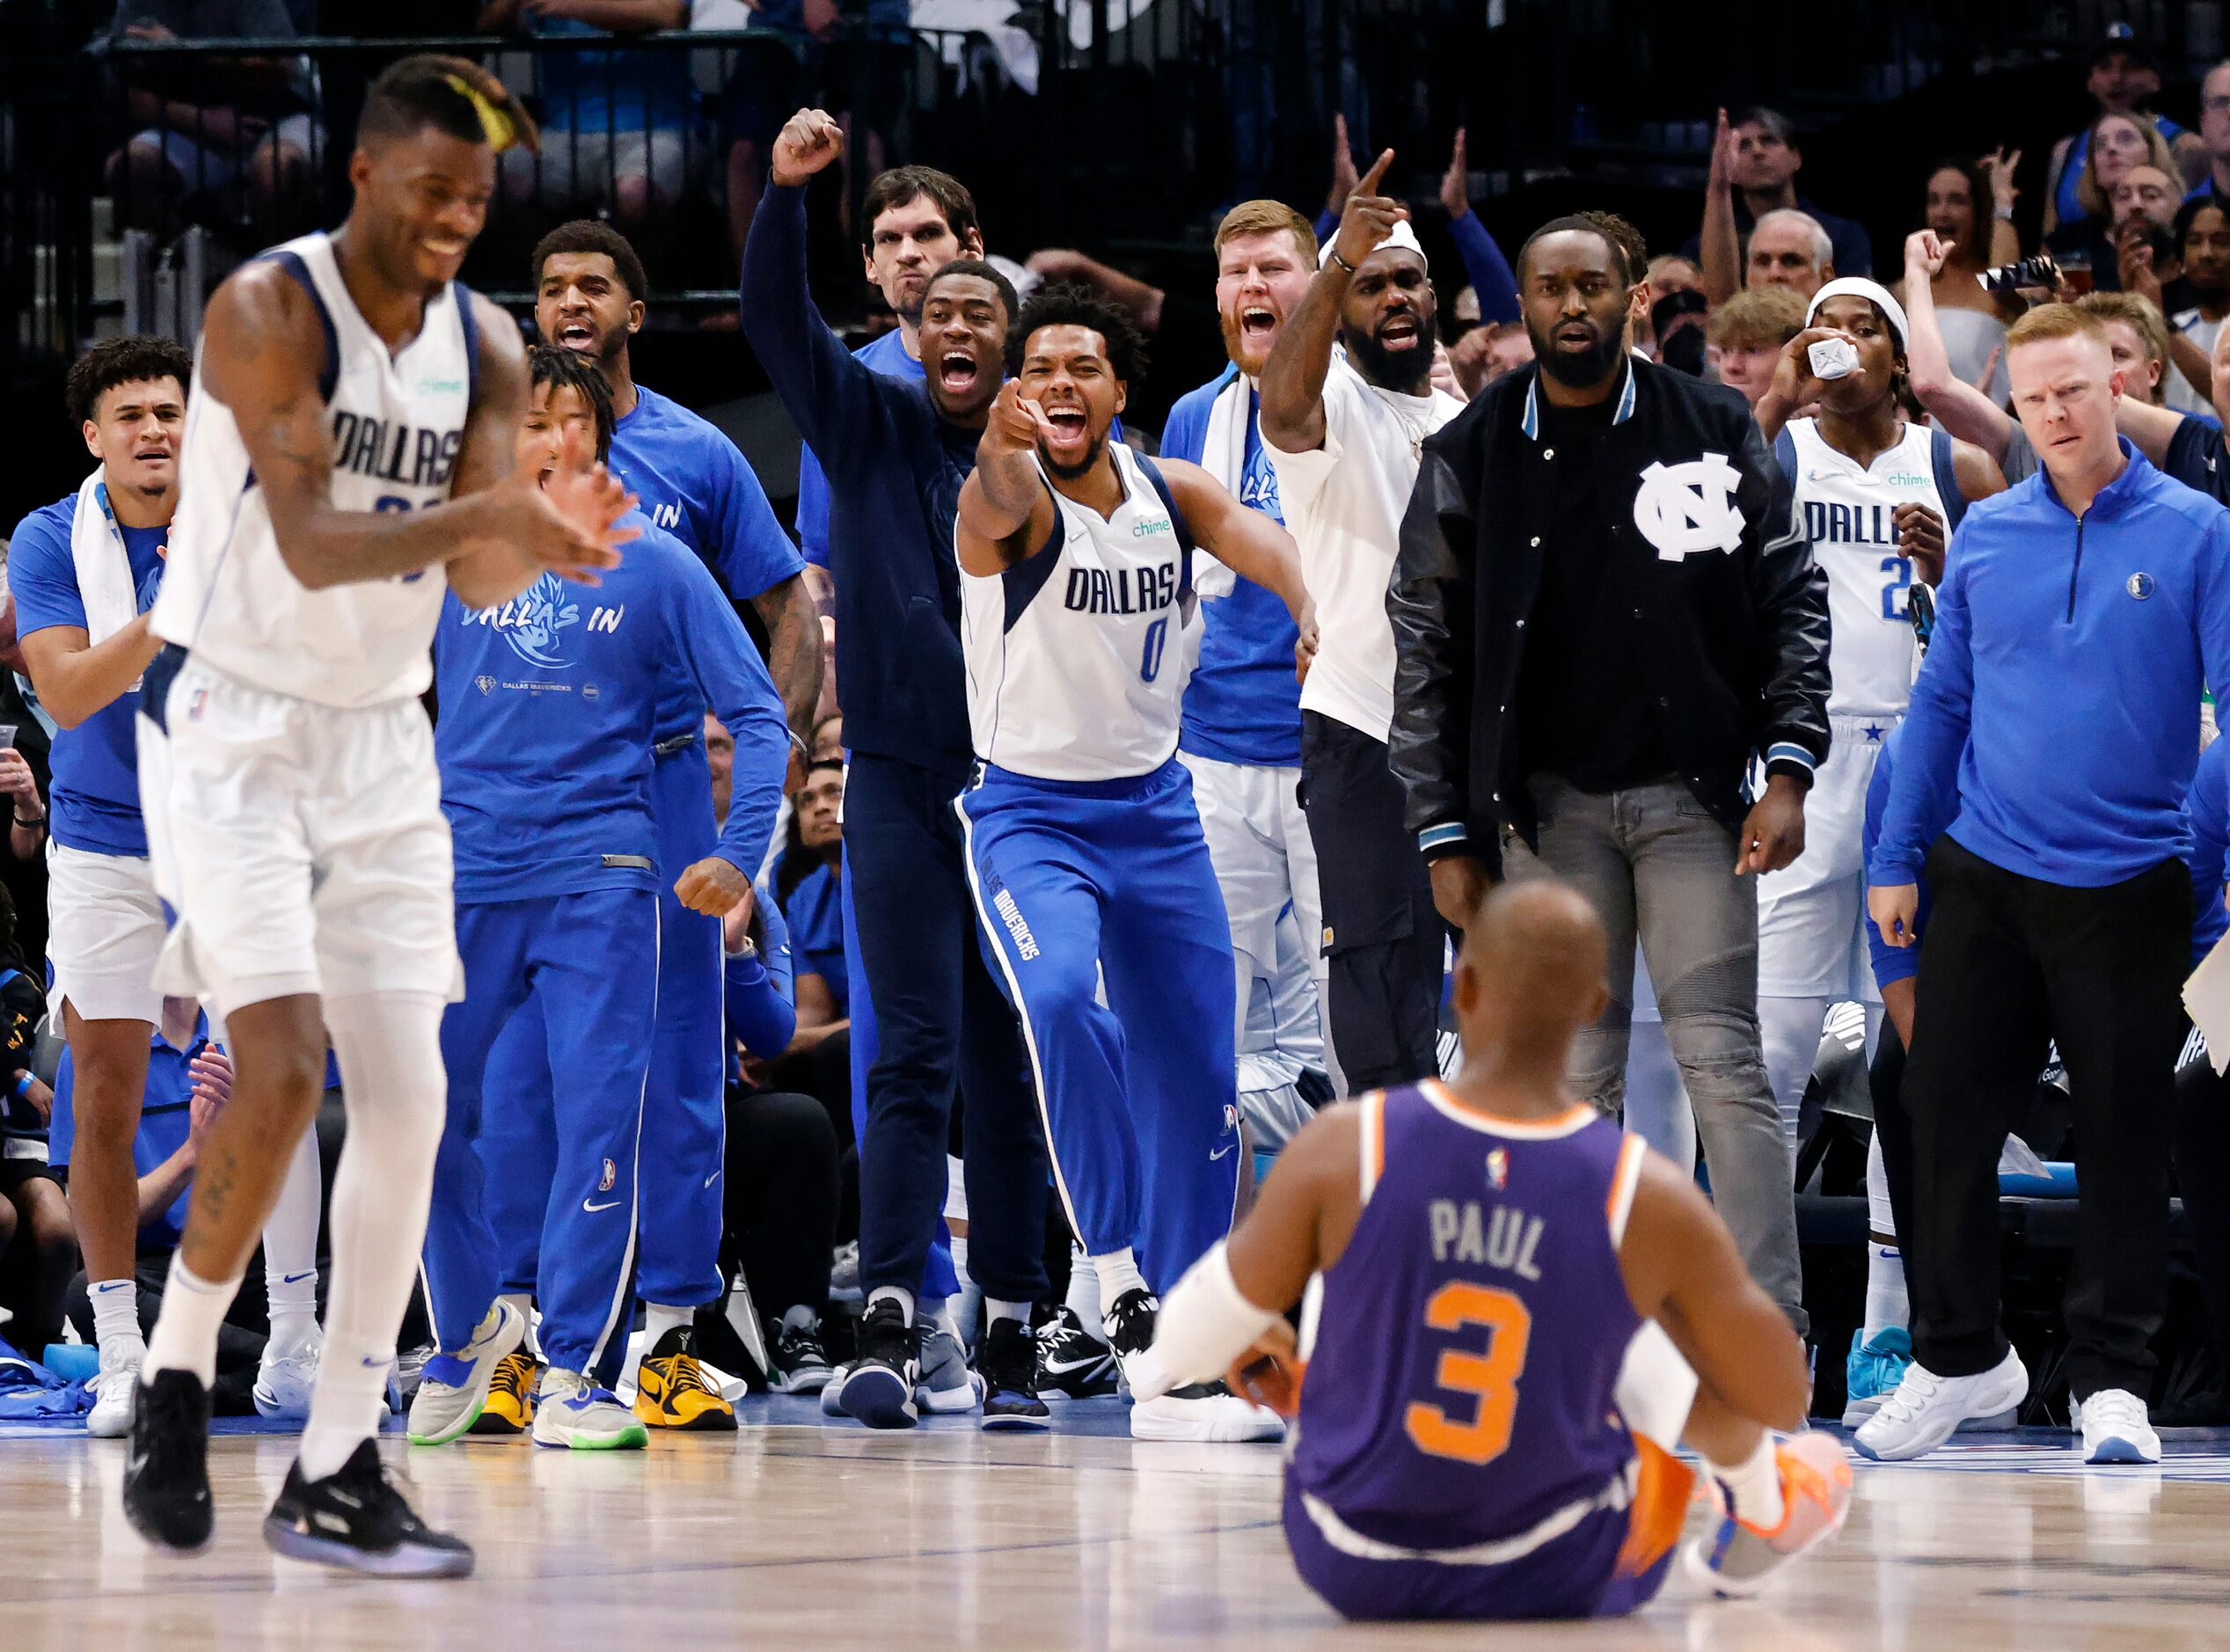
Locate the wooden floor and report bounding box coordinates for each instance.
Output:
[4,1400,2229,1649]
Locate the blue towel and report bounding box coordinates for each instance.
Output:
[0,1351,92,1416]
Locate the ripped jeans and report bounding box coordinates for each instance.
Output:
[1503,775,1805,1333]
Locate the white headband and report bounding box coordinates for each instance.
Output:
[1320,217,1425,268]
[1807,277,1909,350]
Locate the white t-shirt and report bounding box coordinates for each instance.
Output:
[2166,310,2224,417]
[1265,355,1462,742]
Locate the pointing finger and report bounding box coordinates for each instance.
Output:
[1357,147,1395,196]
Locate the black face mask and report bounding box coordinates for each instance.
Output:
[1653,289,1710,376]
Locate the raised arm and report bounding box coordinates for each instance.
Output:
[1441,128,1519,325]
[1161,458,1310,624]
[201,268,626,597]
[1261,149,1404,455]
[954,381,1057,575]
[1902,230,2014,463]
[1699,110,1743,308]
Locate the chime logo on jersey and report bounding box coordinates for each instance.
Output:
[462,572,581,668]
[1633,453,1744,561]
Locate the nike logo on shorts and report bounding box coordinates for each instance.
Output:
[1209,1144,1235,1161]
[582,1198,619,1212]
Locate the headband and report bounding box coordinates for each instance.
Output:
[1807,276,1909,350]
[1320,216,1425,268]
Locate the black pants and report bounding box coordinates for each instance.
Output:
[1904,838,2190,1397]
[720,1087,839,1321]
[2173,1054,2230,1367]
[1298,712,1444,1089]
[844,752,1049,1305]
[1868,1028,1917,1246]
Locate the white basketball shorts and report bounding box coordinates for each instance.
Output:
[1756,713,1895,1003]
[46,841,165,1025]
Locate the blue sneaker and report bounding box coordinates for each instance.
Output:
[1842,1327,1913,1427]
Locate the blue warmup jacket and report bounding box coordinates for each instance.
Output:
[740,181,980,776]
[2185,733,2230,964]
[1870,441,2230,889]
[433,514,790,899]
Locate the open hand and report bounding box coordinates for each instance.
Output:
[1439,127,1470,220]
[1980,145,2022,214]
[1325,113,1360,212]
[522,420,635,586]
[771,106,844,187]
[1707,107,1735,194]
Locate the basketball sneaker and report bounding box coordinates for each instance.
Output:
[1853,1345,2029,1462]
[634,1327,738,1431]
[470,1352,539,1436]
[2073,1388,2161,1465]
[767,1316,835,1395]
[917,1321,985,1414]
[1102,1287,1283,1444]
[121,1367,213,1552]
[1841,1327,1912,1427]
[87,1340,144,1439]
[977,1318,1049,1432]
[1684,1432,1854,1597]
[252,1338,322,1424]
[532,1368,648,1450]
[830,1297,918,1429]
[406,1299,526,1446]
[1037,1305,1119,1400]
[264,1438,473,1577]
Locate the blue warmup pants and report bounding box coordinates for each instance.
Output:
[956,758,1239,1292]
[479,1002,548,1300]
[844,752,1049,1306]
[839,858,960,1303]
[423,887,657,1374]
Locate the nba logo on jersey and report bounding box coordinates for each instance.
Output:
[598,1159,616,1193]
[187,688,208,721]
[1486,1148,1509,1190]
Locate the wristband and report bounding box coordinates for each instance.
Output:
[1326,246,1357,275]
[1994,204,2015,222]
[12,1072,32,1100]
[13,814,42,830]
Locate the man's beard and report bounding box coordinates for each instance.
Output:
[1040,433,1108,480]
[1220,307,1271,376]
[1343,311,1437,394]
[1528,316,1626,388]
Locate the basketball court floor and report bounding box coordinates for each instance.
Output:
[4,1399,2228,1648]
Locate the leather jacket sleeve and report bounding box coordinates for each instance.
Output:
[1388,442,1481,855]
[1733,406,1832,778]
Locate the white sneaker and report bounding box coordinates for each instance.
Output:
[1853,1346,2029,1462]
[253,1339,322,1423]
[531,1368,647,1450]
[86,1341,144,1438]
[1130,1387,1284,1443]
[2075,1388,2161,1465]
[406,1299,525,1445]
[916,1323,985,1414]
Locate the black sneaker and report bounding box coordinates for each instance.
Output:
[263,1438,474,1577]
[831,1297,917,1429]
[1037,1305,1119,1400]
[977,1319,1049,1432]
[766,1317,836,1395]
[122,1368,214,1553]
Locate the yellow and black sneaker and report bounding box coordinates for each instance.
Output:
[470,1352,539,1436]
[633,1327,738,1432]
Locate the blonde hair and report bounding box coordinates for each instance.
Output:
[2073,291,2171,369]
[2004,301,2110,355]
[1214,201,1319,267]
[2075,113,2178,220]
[1708,286,1805,352]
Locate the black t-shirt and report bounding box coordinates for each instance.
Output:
[1513,394,1673,794]
[2166,414,2230,503]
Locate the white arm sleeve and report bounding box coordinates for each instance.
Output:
[1129,1240,1283,1401]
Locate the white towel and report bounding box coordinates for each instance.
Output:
[69,471,143,653]
[1192,372,1255,601]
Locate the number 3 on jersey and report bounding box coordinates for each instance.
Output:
[1404,1282,1533,1466]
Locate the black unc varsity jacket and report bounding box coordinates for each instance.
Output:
[1386,356,1831,876]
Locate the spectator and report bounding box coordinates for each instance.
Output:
[1445,320,1532,400]
[1707,286,1806,409]
[2045,111,2178,290]
[1741,209,1832,303]
[102,0,321,243]
[1862,301,2230,1466]
[777,758,848,1027]
[0,551,55,973]
[1389,211,1829,1335]
[1906,155,2022,398]
[0,887,62,1359]
[720,0,839,261]
[1697,105,1870,304]
[2075,290,2174,407]
[484,0,693,226]
[2197,59,2230,205]
[2044,27,2204,235]
[2135,197,2230,414]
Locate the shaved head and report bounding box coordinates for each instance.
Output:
[1453,881,1612,1070]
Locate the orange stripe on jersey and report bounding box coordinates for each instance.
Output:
[1605,1134,1647,1246]
[1613,1436,1697,1579]
[1358,1091,1386,1203]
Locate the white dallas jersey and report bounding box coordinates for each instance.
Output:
[1778,418,1963,718]
[156,230,473,709]
[961,443,1201,780]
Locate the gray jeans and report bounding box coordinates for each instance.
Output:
[1503,775,1806,1333]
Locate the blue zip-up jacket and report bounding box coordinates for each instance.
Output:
[2185,732,2230,964]
[741,181,979,776]
[1870,440,2230,889]
[726,895,797,1069]
[434,514,790,904]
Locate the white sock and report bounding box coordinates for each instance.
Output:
[1064,1246,1102,1331]
[867,1284,915,1327]
[261,1122,324,1357]
[643,1301,694,1349]
[1861,1133,1907,1338]
[985,1297,1032,1327]
[1710,1435,1786,1531]
[143,1255,241,1386]
[301,991,446,1483]
[1089,1248,1149,1305]
[89,1278,144,1361]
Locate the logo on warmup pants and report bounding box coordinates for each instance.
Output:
[991,885,1040,961]
[598,1159,616,1193]
[1632,453,1745,560]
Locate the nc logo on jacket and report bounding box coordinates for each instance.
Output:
[1632,453,1744,561]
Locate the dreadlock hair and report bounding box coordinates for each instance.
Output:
[1005,281,1151,384]
[527,344,615,463]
